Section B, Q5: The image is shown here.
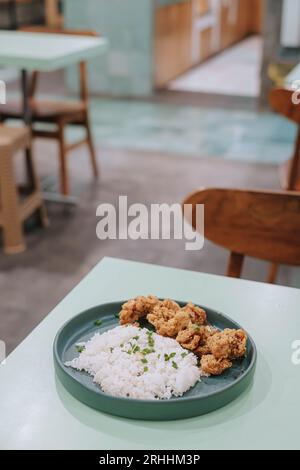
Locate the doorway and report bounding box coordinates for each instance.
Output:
[154,0,264,100]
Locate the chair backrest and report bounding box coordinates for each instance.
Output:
[269,87,300,125]
[19,27,100,103]
[269,87,300,191]
[183,188,300,271]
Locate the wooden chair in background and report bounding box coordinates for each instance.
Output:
[269,87,300,191]
[183,188,300,284]
[269,87,300,280]
[0,28,100,196]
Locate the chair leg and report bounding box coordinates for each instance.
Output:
[58,122,69,196]
[267,263,278,284]
[227,252,244,278]
[25,143,48,228]
[0,150,26,254]
[84,113,99,179]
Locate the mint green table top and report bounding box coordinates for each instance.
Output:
[0,257,300,450]
[0,31,108,71]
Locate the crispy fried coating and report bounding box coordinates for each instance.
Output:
[177,325,218,353]
[206,329,247,360]
[147,307,190,337]
[119,295,160,325]
[196,344,211,357]
[160,299,180,311]
[200,325,219,341]
[147,301,207,340]
[181,303,207,325]
[176,326,202,350]
[194,325,219,357]
[201,355,232,376]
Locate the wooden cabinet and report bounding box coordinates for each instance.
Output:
[251,0,264,34]
[154,1,192,87]
[154,0,264,88]
[220,0,262,50]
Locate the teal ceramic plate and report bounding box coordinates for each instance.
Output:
[53,301,257,421]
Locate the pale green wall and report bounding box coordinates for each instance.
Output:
[64,0,154,96]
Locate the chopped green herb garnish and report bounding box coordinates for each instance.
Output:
[76,345,85,353]
[141,358,148,364]
[164,352,176,362]
[132,345,140,353]
[133,336,140,341]
[142,348,154,355]
[110,347,114,353]
[143,366,149,373]
[146,331,155,347]
[172,361,178,370]
[181,352,188,358]
[94,319,102,326]
[157,354,161,359]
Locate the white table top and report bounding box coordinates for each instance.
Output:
[0,31,108,71]
[0,257,300,450]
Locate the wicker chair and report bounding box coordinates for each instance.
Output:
[0,125,48,253]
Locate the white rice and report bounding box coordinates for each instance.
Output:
[65,325,200,400]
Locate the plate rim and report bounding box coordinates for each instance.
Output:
[53,300,257,405]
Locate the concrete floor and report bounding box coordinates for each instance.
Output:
[169,36,262,97]
[1,139,299,354]
[5,71,297,165]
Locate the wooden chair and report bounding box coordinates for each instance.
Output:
[0,0,45,30]
[0,125,48,253]
[269,87,300,281]
[0,27,100,196]
[269,87,300,191]
[183,188,300,283]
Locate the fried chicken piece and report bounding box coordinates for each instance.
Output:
[177,324,218,352]
[200,325,219,341]
[196,344,211,357]
[206,329,247,360]
[148,303,207,339]
[176,326,202,350]
[119,295,160,325]
[181,303,207,325]
[190,325,218,356]
[147,306,191,337]
[160,299,180,311]
[201,355,232,376]
[176,321,207,351]
[229,329,248,358]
